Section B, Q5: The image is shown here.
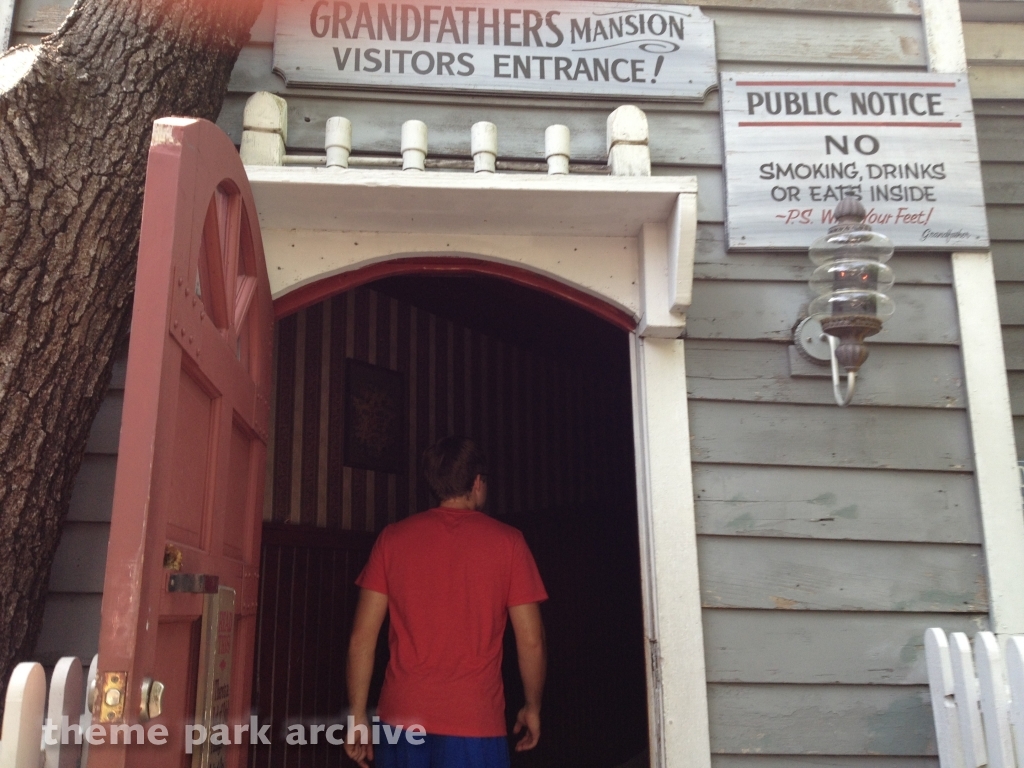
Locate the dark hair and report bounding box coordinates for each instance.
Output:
[422,437,487,502]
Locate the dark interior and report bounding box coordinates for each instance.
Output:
[250,275,648,768]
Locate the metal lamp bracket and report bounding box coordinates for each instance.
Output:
[794,317,857,407]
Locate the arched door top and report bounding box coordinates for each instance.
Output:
[272,256,637,332]
[242,163,707,768]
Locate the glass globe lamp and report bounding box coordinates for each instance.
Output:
[808,197,895,373]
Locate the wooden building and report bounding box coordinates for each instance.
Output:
[3,0,1024,767]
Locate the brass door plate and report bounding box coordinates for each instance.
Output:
[99,671,128,723]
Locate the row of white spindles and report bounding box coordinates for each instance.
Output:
[241,92,651,176]
[925,628,1024,768]
[325,117,572,174]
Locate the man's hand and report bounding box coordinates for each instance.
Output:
[344,712,373,768]
[513,703,541,751]
[346,590,388,768]
[509,602,546,752]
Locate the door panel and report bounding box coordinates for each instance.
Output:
[168,369,216,546]
[224,421,253,561]
[89,118,273,768]
[139,618,202,767]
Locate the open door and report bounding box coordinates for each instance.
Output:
[88,118,273,768]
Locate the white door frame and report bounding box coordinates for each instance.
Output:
[247,166,713,768]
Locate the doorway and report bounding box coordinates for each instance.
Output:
[248,275,649,768]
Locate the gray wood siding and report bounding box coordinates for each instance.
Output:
[962,16,1024,101]
[685,341,965,408]
[707,684,935,756]
[693,464,981,543]
[677,2,995,754]
[673,4,978,763]
[685,263,978,759]
[699,537,986,612]
[704,611,987,684]
[18,1,991,764]
[690,402,973,471]
[687,282,961,344]
[32,352,124,666]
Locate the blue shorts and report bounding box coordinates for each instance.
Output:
[374,730,510,768]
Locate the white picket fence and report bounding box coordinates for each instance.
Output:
[0,656,97,768]
[926,628,1024,767]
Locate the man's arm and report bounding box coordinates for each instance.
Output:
[346,588,389,768]
[509,602,547,751]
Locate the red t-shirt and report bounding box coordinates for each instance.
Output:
[355,507,548,737]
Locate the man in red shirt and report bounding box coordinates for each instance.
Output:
[345,436,548,768]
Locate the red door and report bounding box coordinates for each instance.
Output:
[89,118,273,768]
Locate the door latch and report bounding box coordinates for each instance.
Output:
[86,669,99,713]
[139,677,165,722]
[97,671,128,723]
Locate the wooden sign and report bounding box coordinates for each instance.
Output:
[721,73,990,250]
[273,1,717,101]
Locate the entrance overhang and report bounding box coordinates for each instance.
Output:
[247,167,698,338]
[244,163,712,768]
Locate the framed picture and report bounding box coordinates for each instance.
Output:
[344,359,405,473]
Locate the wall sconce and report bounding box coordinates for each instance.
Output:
[794,197,895,407]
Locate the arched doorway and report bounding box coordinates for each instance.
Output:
[249,268,648,768]
[246,163,710,768]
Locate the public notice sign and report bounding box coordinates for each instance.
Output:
[273,1,717,100]
[721,72,990,250]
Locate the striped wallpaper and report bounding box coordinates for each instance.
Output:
[255,284,647,768]
[264,285,625,532]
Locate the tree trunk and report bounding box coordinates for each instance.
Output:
[0,0,263,696]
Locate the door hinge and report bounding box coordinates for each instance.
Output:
[648,637,662,688]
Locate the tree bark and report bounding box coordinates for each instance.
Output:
[0,0,262,696]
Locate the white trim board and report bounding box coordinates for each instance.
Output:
[631,335,712,768]
[952,254,1024,634]
[0,0,15,51]
[247,167,696,237]
[922,0,1024,635]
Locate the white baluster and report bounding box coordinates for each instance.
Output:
[471,122,497,174]
[950,631,988,767]
[326,117,352,169]
[0,662,46,768]
[545,125,570,175]
[607,105,650,177]
[1006,636,1024,764]
[401,120,428,171]
[80,655,99,768]
[240,92,288,167]
[973,632,1016,768]
[925,629,968,768]
[44,657,83,768]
